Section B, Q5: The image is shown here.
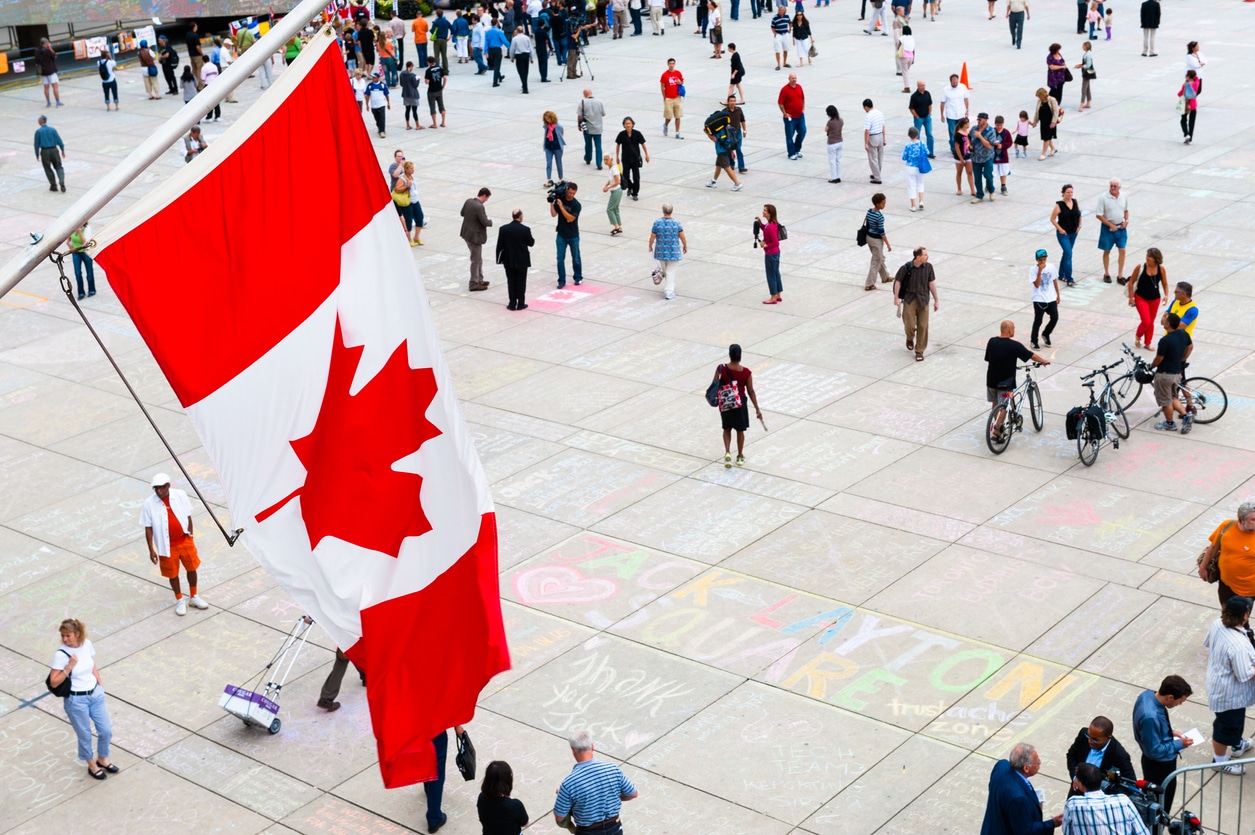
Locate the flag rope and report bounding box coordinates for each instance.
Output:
[48,248,244,547]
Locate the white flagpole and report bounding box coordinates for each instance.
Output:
[0,0,330,298]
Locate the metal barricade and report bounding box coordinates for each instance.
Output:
[1155,758,1255,835]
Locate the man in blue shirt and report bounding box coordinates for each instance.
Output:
[432,10,453,73]
[554,730,638,834]
[1132,675,1194,813]
[484,21,510,87]
[34,115,66,192]
[971,112,998,202]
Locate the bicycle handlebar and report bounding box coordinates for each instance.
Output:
[1080,360,1123,380]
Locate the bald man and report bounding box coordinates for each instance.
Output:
[984,320,1049,436]
[578,88,606,168]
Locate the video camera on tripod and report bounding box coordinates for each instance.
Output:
[1102,768,1202,835]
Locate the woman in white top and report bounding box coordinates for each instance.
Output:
[49,618,116,780]
[898,26,916,93]
[708,1,723,59]
[1185,41,1206,95]
[99,50,118,110]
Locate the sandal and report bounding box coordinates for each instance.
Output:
[88,766,107,780]
[915,353,925,362]
[906,340,914,350]
[97,761,120,774]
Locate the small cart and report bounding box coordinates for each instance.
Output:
[217,616,314,735]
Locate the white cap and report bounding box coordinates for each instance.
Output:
[151,472,171,487]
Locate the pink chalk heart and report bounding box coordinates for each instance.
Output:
[623,730,654,749]
[514,566,618,605]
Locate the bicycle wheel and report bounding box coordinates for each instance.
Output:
[1183,376,1228,424]
[1076,419,1099,466]
[986,404,1011,454]
[1102,391,1130,440]
[1027,381,1044,432]
[1111,372,1142,409]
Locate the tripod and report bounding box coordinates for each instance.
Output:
[560,26,596,81]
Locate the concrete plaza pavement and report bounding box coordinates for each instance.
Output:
[2,1,1255,833]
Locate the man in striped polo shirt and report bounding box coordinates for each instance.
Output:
[554,730,639,834]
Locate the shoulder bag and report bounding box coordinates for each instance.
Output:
[705,365,724,407]
[717,370,744,412]
[856,222,869,247]
[917,143,933,174]
[1198,521,1235,584]
[392,179,411,207]
[45,648,72,698]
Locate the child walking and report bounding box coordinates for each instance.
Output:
[993,115,1013,194]
[1104,5,1113,39]
[1014,111,1031,158]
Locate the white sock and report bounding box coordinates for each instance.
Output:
[1215,753,1230,763]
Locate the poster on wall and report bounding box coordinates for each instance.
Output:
[135,24,157,45]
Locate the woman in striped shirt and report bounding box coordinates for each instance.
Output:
[1204,595,1255,774]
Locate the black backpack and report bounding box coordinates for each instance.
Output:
[704,110,737,152]
[46,648,72,697]
[98,58,111,80]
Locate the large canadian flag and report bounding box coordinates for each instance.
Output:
[92,29,510,788]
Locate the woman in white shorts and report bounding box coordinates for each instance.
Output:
[901,126,929,211]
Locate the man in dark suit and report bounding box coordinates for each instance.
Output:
[980,742,1062,835]
[459,187,493,292]
[496,209,535,310]
[1065,716,1137,796]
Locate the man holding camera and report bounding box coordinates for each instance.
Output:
[550,182,583,289]
[578,89,606,168]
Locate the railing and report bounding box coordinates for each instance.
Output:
[1155,757,1255,835]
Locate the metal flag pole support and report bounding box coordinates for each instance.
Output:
[47,250,243,545]
[0,0,330,299]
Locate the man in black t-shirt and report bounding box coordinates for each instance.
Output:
[424,57,447,127]
[908,80,935,158]
[984,320,1049,435]
[186,22,205,89]
[1151,312,1193,432]
[549,183,582,288]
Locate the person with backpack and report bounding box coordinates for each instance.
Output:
[98,47,119,110]
[158,35,180,95]
[49,618,117,780]
[138,40,161,100]
[705,103,745,190]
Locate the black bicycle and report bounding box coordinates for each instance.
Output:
[986,363,1044,454]
[1115,345,1228,427]
[1074,370,1124,466]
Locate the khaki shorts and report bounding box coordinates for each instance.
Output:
[159,537,201,578]
[663,96,683,119]
[1153,372,1179,407]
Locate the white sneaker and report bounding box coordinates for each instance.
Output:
[1234,738,1253,755]
[1220,761,1246,775]
[664,293,676,300]
[175,598,188,616]
[663,122,669,136]
[675,133,684,139]
[706,179,718,188]
[731,183,744,191]
[189,596,209,610]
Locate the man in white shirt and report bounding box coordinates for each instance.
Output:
[141,473,208,616]
[862,98,886,183]
[648,0,666,35]
[1028,248,1059,349]
[941,73,970,147]
[1095,179,1130,284]
[508,26,533,93]
[389,9,407,66]
[1006,0,1030,48]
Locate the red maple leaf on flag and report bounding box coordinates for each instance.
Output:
[257,320,440,557]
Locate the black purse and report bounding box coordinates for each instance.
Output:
[856,223,869,247]
[455,728,477,781]
[46,649,72,698]
[705,364,724,407]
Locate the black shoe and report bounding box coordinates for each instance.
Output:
[507,302,517,310]
[1044,336,1051,346]
[517,303,528,310]
[429,813,448,833]
[1031,341,1040,349]
[317,699,342,711]
[50,186,58,192]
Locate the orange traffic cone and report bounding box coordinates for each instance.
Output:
[960,62,972,89]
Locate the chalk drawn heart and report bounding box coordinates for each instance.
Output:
[623,730,655,749]
[514,566,618,605]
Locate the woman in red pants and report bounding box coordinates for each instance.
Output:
[1127,247,1168,350]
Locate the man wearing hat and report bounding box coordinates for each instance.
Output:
[365,70,391,137]
[970,112,999,203]
[1204,595,1255,775]
[158,35,180,96]
[141,473,208,616]
[138,40,162,99]
[1029,249,1059,350]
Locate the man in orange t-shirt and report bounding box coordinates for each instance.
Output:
[140,473,208,617]
[1214,502,1255,607]
[412,15,430,71]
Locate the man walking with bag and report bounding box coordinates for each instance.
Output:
[893,247,939,362]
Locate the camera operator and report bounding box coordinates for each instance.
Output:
[549,182,583,288]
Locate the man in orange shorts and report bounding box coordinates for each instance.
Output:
[141,473,209,616]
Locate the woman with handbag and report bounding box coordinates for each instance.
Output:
[138,40,162,100]
[1075,41,1095,110]
[902,126,929,212]
[711,343,761,469]
[393,161,420,247]
[790,12,812,67]
[709,1,724,59]
[49,618,117,780]
[1046,43,1069,104]
[1205,503,1255,607]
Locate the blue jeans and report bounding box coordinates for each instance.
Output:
[545,148,564,180]
[583,131,603,165]
[733,139,745,170]
[1056,231,1077,282]
[472,46,488,72]
[1008,11,1025,47]
[731,0,740,19]
[556,234,582,287]
[946,117,960,147]
[415,42,428,68]
[72,252,96,296]
[382,56,398,86]
[974,159,994,197]
[751,0,762,17]
[783,114,807,157]
[424,731,448,830]
[764,253,782,295]
[913,115,935,156]
[65,686,111,762]
[555,35,568,63]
